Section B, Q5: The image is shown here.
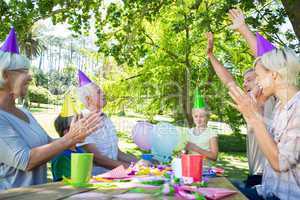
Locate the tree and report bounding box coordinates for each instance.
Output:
[1,0,299,133]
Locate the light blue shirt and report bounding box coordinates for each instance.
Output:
[0,108,50,190]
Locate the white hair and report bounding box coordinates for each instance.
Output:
[76,83,96,106]
[259,48,300,85]
[0,51,30,87]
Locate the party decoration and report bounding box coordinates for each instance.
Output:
[60,94,79,117]
[0,27,19,54]
[151,122,180,163]
[171,158,182,178]
[0,27,30,71]
[193,88,205,109]
[132,121,153,150]
[96,165,128,179]
[141,154,153,161]
[182,154,204,182]
[78,70,92,87]
[256,32,276,57]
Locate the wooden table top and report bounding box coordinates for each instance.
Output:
[0,177,247,200]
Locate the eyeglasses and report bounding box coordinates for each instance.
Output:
[8,69,29,73]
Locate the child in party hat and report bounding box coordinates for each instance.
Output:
[185,88,219,162]
[51,95,84,182]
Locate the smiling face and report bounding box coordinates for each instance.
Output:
[4,69,32,98]
[192,108,208,128]
[243,70,256,93]
[254,60,276,99]
[86,84,107,111]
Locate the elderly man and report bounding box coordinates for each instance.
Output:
[77,70,137,175]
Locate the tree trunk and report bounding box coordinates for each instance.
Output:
[38,52,43,70]
[182,13,194,127]
[281,0,300,41]
[182,68,193,127]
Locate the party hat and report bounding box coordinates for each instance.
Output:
[60,94,79,117]
[193,88,205,109]
[256,32,276,57]
[0,27,19,54]
[78,70,92,87]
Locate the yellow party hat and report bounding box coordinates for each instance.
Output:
[60,94,79,117]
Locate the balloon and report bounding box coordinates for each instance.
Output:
[175,127,190,151]
[132,121,153,150]
[151,122,180,163]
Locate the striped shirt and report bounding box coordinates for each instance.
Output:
[256,92,300,199]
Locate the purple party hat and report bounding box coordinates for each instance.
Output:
[0,27,20,54]
[256,32,276,57]
[78,70,92,87]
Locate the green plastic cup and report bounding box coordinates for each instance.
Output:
[71,153,93,186]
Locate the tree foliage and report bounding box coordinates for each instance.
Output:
[1,0,299,133]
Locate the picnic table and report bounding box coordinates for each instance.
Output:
[0,177,247,200]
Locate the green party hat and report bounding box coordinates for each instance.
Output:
[193,88,205,109]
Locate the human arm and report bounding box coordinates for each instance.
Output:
[228,86,292,172]
[228,9,257,56]
[117,149,138,163]
[206,32,236,88]
[26,112,102,171]
[185,137,219,161]
[82,144,130,169]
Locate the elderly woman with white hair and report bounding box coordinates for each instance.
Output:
[0,28,102,190]
[207,32,300,199]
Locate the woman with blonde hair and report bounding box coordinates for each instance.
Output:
[207,30,300,199]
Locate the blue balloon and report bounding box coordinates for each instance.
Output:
[151,122,180,163]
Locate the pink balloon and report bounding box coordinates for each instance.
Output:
[132,121,153,150]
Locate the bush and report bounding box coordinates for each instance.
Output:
[28,85,54,104]
[218,134,246,152]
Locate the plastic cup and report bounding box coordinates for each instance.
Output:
[71,153,94,185]
[181,154,203,182]
[171,157,182,178]
[141,154,153,161]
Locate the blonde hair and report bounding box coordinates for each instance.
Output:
[257,48,300,85]
[192,107,210,116]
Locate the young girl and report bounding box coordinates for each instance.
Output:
[185,92,219,161]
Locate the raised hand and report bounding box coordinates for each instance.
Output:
[206,32,214,58]
[228,9,246,30]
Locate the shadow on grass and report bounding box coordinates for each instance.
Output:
[214,152,248,181]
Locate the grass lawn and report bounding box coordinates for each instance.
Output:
[31,106,249,182]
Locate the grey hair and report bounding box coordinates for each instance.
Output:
[76,83,96,106]
[243,68,255,77]
[258,48,300,85]
[0,51,30,87]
